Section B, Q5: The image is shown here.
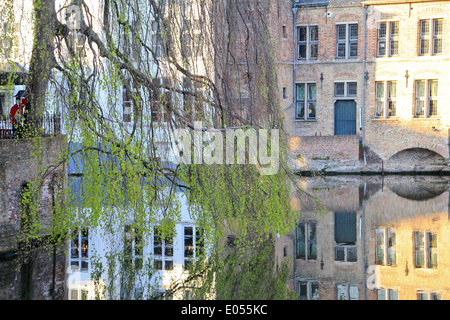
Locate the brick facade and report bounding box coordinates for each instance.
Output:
[273,0,450,170]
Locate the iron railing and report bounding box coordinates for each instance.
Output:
[0,113,61,139]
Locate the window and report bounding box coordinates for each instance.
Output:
[336,284,359,300]
[375,81,397,118]
[336,23,358,59]
[297,25,318,60]
[154,227,174,271]
[295,83,316,120]
[414,80,438,118]
[334,82,357,98]
[334,212,357,262]
[151,77,173,123]
[296,222,317,260]
[419,19,443,56]
[387,229,397,266]
[375,228,385,265]
[124,225,143,269]
[417,291,442,300]
[282,25,287,39]
[282,87,287,100]
[184,226,205,269]
[70,228,89,271]
[298,280,319,300]
[414,231,425,268]
[377,22,399,57]
[378,288,399,300]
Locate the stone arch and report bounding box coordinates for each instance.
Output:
[384,141,447,160]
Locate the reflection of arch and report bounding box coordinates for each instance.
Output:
[387,178,447,201]
[385,141,447,160]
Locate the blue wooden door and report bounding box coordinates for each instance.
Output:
[334,100,356,135]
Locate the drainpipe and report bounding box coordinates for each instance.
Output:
[292,5,298,296]
[361,5,368,166]
[361,182,367,300]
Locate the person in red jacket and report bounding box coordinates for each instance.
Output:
[10,97,27,138]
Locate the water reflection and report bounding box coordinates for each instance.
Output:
[280,175,450,300]
[2,175,449,300]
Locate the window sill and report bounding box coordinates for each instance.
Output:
[294,119,317,122]
[333,58,360,62]
[411,117,440,120]
[372,117,399,121]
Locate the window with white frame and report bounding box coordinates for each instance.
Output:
[334,82,357,98]
[184,225,205,269]
[297,25,318,60]
[375,228,397,266]
[334,212,357,262]
[154,226,174,271]
[295,83,316,120]
[298,279,319,300]
[377,21,399,57]
[70,228,89,271]
[296,221,317,260]
[124,225,144,269]
[414,80,438,118]
[419,19,443,56]
[375,81,396,118]
[336,23,358,59]
[336,284,359,300]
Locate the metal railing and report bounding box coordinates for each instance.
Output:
[0,113,61,139]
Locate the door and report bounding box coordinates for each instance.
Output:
[334,100,356,135]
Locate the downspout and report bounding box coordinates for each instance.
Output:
[361,182,367,300]
[292,5,298,296]
[361,5,368,165]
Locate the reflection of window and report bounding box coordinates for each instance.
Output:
[375,228,396,266]
[334,212,357,262]
[70,289,88,300]
[336,23,358,59]
[419,19,443,56]
[124,225,143,269]
[417,291,440,300]
[295,83,316,120]
[297,25,318,60]
[375,81,396,118]
[154,227,173,271]
[151,20,161,58]
[414,231,438,269]
[184,226,204,269]
[70,228,89,271]
[298,279,319,300]
[336,284,358,300]
[296,222,317,260]
[378,288,398,300]
[123,81,132,123]
[151,77,173,123]
[414,80,438,118]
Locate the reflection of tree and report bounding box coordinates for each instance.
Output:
[13,0,303,300]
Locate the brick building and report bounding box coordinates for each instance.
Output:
[272,0,450,173]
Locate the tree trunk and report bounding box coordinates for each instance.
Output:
[25,0,56,135]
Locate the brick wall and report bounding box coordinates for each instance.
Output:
[288,135,360,160]
[0,135,67,254]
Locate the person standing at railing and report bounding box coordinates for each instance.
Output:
[10,97,27,138]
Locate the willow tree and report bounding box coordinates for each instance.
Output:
[12,0,300,299]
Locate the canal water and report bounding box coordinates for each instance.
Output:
[1,175,449,300]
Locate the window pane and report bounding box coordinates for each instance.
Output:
[337,285,347,300]
[298,44,307,59]
[310,282,319,300]
[375,229,385,264]
[433,38,442,54]
[434,19,442,35]
[349,42,358,57]
[390,40,399,56]
[297,84,305,100]
[429,80,438,97]
[296,102,305,119]
[349,24,358,40]
[347,82,357,96]
[308,83,316,100]
[389,289,398,300]
[298,282,308,300]
[296,223,306,259]
[377,289,386,300]
[310,26,318,41]
[335,82,345,96]
[390,22,399,37]
[349,285,359,300]
[416,81,425,98]
[335,246,345,261]
[420,20,430,36]
[388,101,396,117]
[310,43,318,58]
[388,81,396,98]
[298,26,307,42]
[377,40,386,56]
[347,246,357,262]
[337,43,346,57]
[378,22,386,39]
[337,25,346,40]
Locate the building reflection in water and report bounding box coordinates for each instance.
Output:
[277,175,450,300]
